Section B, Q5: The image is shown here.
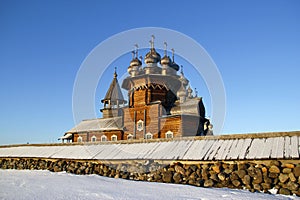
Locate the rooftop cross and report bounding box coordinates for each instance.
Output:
[171,48,175,62]
[134,44,139,58]
[150,35,155,49]
[164,42,168,56]
[181,65,184,74]
[131,50,135,59]
[114,67,117,78]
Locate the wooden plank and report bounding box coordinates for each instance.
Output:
[247,138,263,159]
[203,140,219,160]
[147,142,173,159]
[215,140,231,160]
[220,139,234,160]
[238,138,252,159]
[112,144,131,159]
[176,140,194,160]
[226,139,240,160]
[197,140,215,160]
[255,138,267,159]
[171,140,193,160]
[143,142,161,159]
[261,138,272,159]
[270,137,279,159]
[229,139,243,160]
[126,143,144,159]
[208,140,224,160]
[183,140,206,160]
[182,140,202,160]
[110,146,127,159]
[291,136,299,158]
[94,144,120,159]
[284,136,291,159]
[90,145,109,159]
[137,142,159,159]
[162,141,181,159]
[276,137,285,159]
[201,140,215,160]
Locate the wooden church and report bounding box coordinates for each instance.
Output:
[61,36,213,143]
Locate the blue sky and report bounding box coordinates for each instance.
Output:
[0,0,299,144]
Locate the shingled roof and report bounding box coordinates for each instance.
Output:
[101,71,126,104]
[1,131,299,161]
[66,116,123,133]
[170,98,205,117]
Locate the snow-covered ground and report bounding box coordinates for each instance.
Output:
[0,169,298,200]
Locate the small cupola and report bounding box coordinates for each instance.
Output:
[160,42,172,75]
[187,85,193,98]
[170,48,180,72]
[179,65,189,87]
[177,82,187,103]
[128,44,142,77]
[144,35,161,67]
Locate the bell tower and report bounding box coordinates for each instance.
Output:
[100,68,127,118]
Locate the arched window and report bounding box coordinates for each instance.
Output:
[111,135,117,142]
[101,135,107,142]
[145,132,153,140]
[137,120,144,131]
[165,131,174,139]
[91,135,97,142]
[127,134,133,140]
[77,136,83,143]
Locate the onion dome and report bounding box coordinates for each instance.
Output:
[160,55,172,66]
[128,50,142,76]
[170,62,180,71]
[170,48,180,71]
[145,35,161,64]
[145,48,161,64]
[179,65,189,86]
[187,85,193,98]
[177,83,187,97]
[130,57,142,67]
[177,82,187,103]
[160,42,171,66]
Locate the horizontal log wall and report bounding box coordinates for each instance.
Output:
[0,157,300,196]
[1,132,300,196]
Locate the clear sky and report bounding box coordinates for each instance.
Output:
[0,0,299,145]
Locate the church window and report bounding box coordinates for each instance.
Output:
[77,136,83,142]
[137,120,144,131]
[127,134,133,140]
[101,135,107,142]
[165,131,174,139]
[111,135,117,141]
[91,135,97,142]
[146,132,153,139]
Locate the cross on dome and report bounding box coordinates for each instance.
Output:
[114,67,117,78]
[131,51,135,59]
[149,35,155,49]
[171,48,175,62]
[164,42,168,56]
[134,44,139,58]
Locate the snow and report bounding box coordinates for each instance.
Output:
[0,170,298,200]
[0,135,299,161]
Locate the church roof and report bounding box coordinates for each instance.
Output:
[101,71,126,104]
[66,116,123,133]
[170,98,205,116]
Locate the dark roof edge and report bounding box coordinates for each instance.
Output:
[1,131,299,148]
